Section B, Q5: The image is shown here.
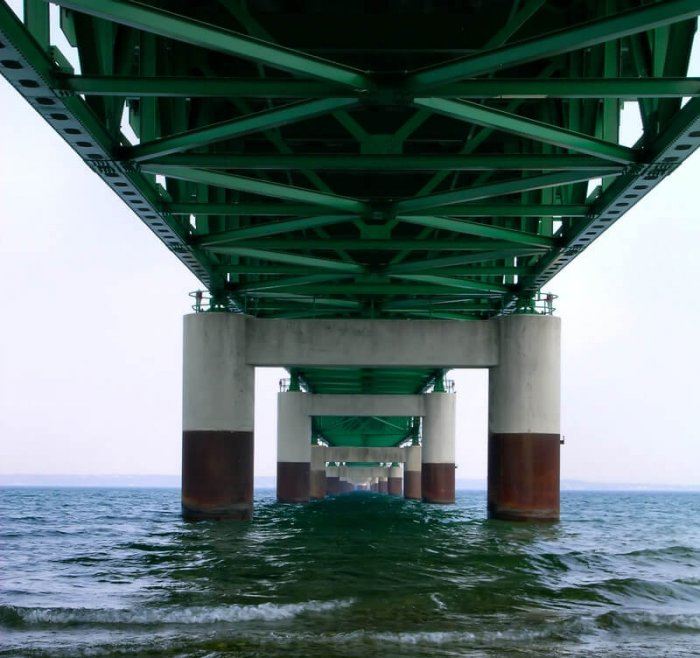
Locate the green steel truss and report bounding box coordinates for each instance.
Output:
[2,1,699,446]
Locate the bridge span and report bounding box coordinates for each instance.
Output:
[1,0,698,520]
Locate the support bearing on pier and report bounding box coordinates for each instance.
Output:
[488,315,561,521]
[182,313,254,520]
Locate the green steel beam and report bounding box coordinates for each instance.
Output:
[125,98,357,162]
[147,153,622,172]
[389,274,509,294]
[63,75,348,97]
[395,171,610,213]
[168,202,327,216]
[63,75,700,100]
[430,77,700,99]
[385,250,541,274]
[242,283,503,296]
[408,0,700,88]
[143,166,368,213]
[397,215,554,247]
[205,239,547,252]
[244,292,361,308]
[233,273,356,293]
[414,98,636,163]
[195,215,355,246]
[169,202,590,217]
[46,0,371,88]
[210,247,364,273]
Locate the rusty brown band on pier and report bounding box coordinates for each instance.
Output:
[310,469,326,499]
[422,463,455,504]
[404,470,421,499]
[488,433,560,521]
[182,430,253,521]
[326,476,340,495]
[277,462,310,503]
[388,477,403,496]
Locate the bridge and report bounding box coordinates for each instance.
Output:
[1,0,698,520]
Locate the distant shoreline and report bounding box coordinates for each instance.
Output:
[1,475,698,492]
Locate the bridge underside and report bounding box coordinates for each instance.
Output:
[1,0,699,454]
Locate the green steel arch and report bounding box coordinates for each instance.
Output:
[2,0,699,447]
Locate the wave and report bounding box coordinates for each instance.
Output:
[597,610,700,632]
[0,599,353,627]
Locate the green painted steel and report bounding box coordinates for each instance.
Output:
[1,0,699,447]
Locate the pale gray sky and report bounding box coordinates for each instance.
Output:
[0,9,698,485]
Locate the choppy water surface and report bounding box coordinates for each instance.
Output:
[1,488,699,657]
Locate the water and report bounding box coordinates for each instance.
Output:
[1,488,699,657]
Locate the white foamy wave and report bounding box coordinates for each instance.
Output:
[18,599,353,625]
[328,627,553,646]
[605,610,700,631]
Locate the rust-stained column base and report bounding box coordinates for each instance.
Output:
[488,433,560,521]
[342,481,354,493]
[310,470,326,499]
[422,463,455,504]
[370,482,378,493]
[404,471,421,499]
[326,476,340,495]
[388,477,403,496]
[182,430,254,521]
[378,479,388,494]
[277,462,310,503]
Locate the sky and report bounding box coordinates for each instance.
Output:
[0,8,698,485]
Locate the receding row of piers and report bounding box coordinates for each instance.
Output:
[181,312,561,522]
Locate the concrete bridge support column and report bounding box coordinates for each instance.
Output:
[378,472,388,494]
[488,315,561,521]
[388,463,403,496]
[277,392,311,503]
[310,445,326,499]
[422,392,456,503]
[326,464,340,495]
[404,445,421,500]
[182,313,254,520]
[370,476,379,493]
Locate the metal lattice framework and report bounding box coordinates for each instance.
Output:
[1,0,699,446]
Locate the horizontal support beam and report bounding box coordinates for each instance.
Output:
[126,98,356,162]
[240,283,505,296]
[145,166,368,213]
[408,0,700,88]
[212,247,364,273]
[398,215,554,247]
[386,250,541,274]
[233,273,355,293]
[195,215,355,246]
[389,274,509,294]
[146,153,620,171]
[62,75,700,99]
[295,394,425,417]
[48,0,370,88]
[396,171,608,213]
[414,98,636,163]
[431,77,700,99]
[206,238,549,251]
[241,316,499,367]
[169,202,590,217]
[321,446,409,462]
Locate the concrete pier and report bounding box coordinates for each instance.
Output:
[277,392,311,503]
[182,313,254,520]
[422,392,456,504]
[378,473,389,494]
[388,463,403,496]
[488,315,561,521]
[404,445,421,500]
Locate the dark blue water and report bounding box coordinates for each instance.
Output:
[1,488,699,657]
